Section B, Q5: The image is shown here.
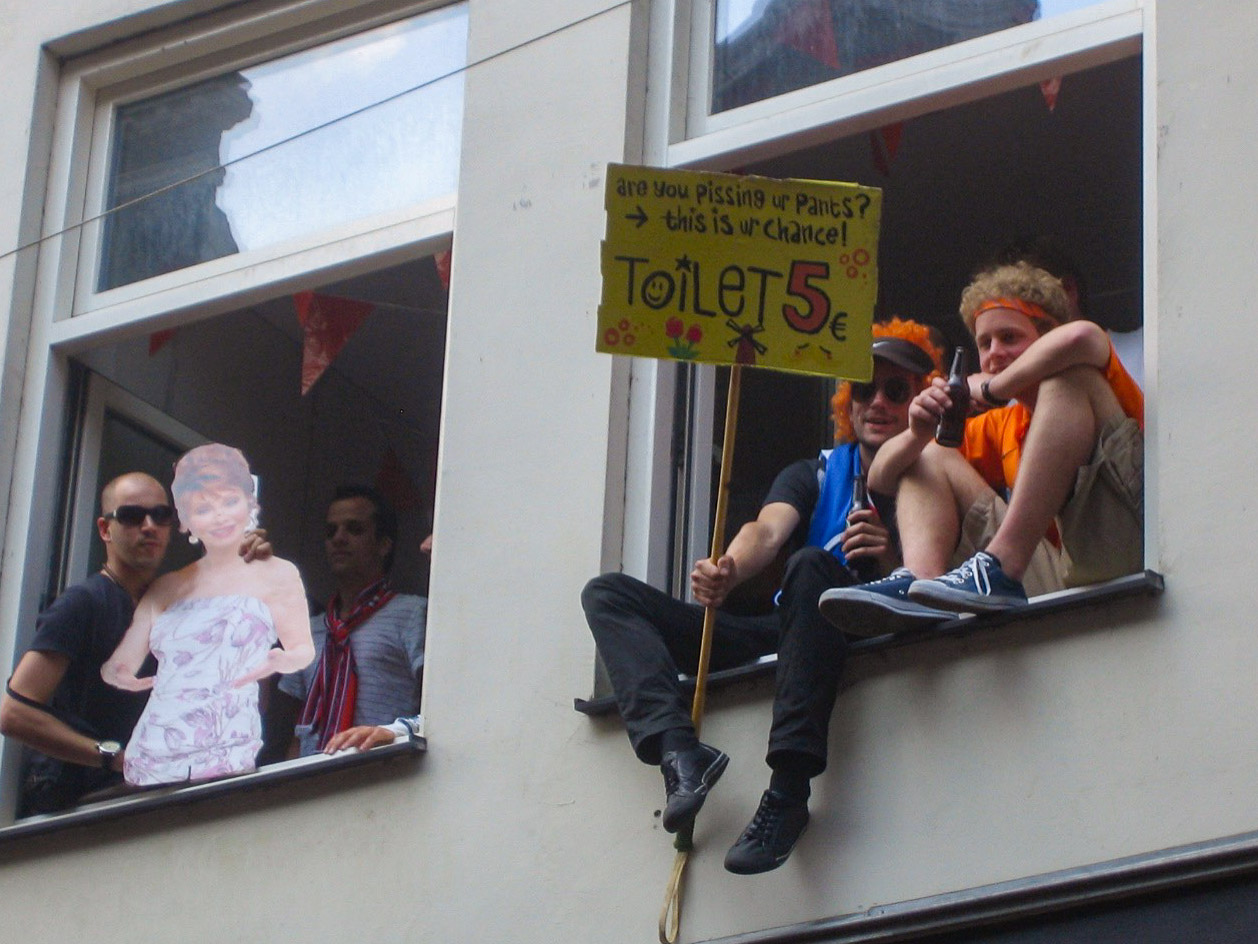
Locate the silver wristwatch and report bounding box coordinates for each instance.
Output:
[97,739,122,771]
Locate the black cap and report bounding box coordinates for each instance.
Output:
[871,337,935,375]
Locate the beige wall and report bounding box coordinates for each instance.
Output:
[1,2,1257,943]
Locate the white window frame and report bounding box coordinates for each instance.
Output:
[626,0,1153,592]
[680,0,1144,162]
[47,0,461,333]
[0,0,461,823]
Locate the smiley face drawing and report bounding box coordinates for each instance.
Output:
[641,272,675,310]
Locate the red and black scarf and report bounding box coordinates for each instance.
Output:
[299,578,396,750]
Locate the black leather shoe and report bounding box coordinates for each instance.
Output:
[660,743,729,833]
[724,789,809,875]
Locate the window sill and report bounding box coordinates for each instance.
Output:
[575,570,1164,717]
[0,735,425,847]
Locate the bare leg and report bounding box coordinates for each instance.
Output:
[986,365,1125,580]
[898,443,997,578]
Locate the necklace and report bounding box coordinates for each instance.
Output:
[100,564,144,604]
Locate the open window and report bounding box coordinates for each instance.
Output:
[1,0,464,830]
[581,11,1151,716]
[66,258,446,607]
[1,254,448,829]
[676,53,1144,604]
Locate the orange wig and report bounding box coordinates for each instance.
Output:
[830,318,944,444]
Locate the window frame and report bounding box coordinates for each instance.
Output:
[0,734,426,845]
[50,0,462,327]
[0,0,461,825]
[680,0,1143,158]
[625,0,1153,597]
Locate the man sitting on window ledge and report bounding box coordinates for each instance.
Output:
[583,320,947,875]
[823,262,1143,625]
[272,486,426,758]
[0,473,269,816]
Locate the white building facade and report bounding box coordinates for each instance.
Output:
[0,1,1255,942]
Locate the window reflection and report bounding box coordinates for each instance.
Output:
[100,73,251,290]
[98,5,467,292]
[712,0,1106,114]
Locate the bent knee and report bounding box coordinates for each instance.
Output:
[1039,364,1124,424]
[581,572,633,612]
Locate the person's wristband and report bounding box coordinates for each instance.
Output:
[981,379,1010,406]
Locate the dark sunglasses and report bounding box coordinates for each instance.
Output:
[850,376,913,405]
[104,504,175,527]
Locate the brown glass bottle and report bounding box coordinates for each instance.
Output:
[847,473,881,583]
[935,346,970,447]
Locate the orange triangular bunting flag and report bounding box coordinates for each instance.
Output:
[294,291,374,395]
[1040,76,1062,112]
[149,328,175,356]
[880,123,903,160]
[434,250,452,291]
[869,123,904,177]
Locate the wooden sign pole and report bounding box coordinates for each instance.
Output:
[659,364,742,944]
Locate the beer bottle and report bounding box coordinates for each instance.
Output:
[846,473,880,583]
[935,346,970,447]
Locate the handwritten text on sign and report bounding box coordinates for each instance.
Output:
[597,164,882,378]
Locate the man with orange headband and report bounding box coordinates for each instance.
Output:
[825,262,1143,620]
[583,319,947,875]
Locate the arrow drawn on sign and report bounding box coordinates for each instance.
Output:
[625,205,648,228]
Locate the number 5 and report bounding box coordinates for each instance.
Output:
[782,261,831,333]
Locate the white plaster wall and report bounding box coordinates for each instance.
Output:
[604,3,1258,940]
[2,2,1258,943]
[0,0,654,941]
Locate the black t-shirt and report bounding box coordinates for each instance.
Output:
[761,454,898,561]
[20,573,150,812]
[762,457,825,554]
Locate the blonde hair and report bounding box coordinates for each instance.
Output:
[959,262,1073,336]
[831,318,944,444]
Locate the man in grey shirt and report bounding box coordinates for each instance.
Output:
[277,485,426,756]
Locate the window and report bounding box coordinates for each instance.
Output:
[629,1,1148,596]
[96,8,465,292]
[51,0,466,322]
[709,0,1108,115]
[675,53,1144,602]
[1,0,462,828]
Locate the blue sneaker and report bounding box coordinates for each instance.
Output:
[819,568,955,636]
[908,551,1028,613]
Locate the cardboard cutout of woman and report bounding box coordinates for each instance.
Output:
[102,444,314,786]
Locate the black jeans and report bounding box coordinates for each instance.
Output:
[582,546,853,776]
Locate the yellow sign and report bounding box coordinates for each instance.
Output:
[597,164,882,379]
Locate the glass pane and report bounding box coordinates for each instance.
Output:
[98,5,467,291]
[712,0,1102,114]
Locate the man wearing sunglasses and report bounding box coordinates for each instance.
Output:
[583,319,946,875]
[830,262,1143,619]
[1,471,268,815]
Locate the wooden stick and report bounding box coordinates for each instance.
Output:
[659,364,742,944]
[690,364,741,734]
